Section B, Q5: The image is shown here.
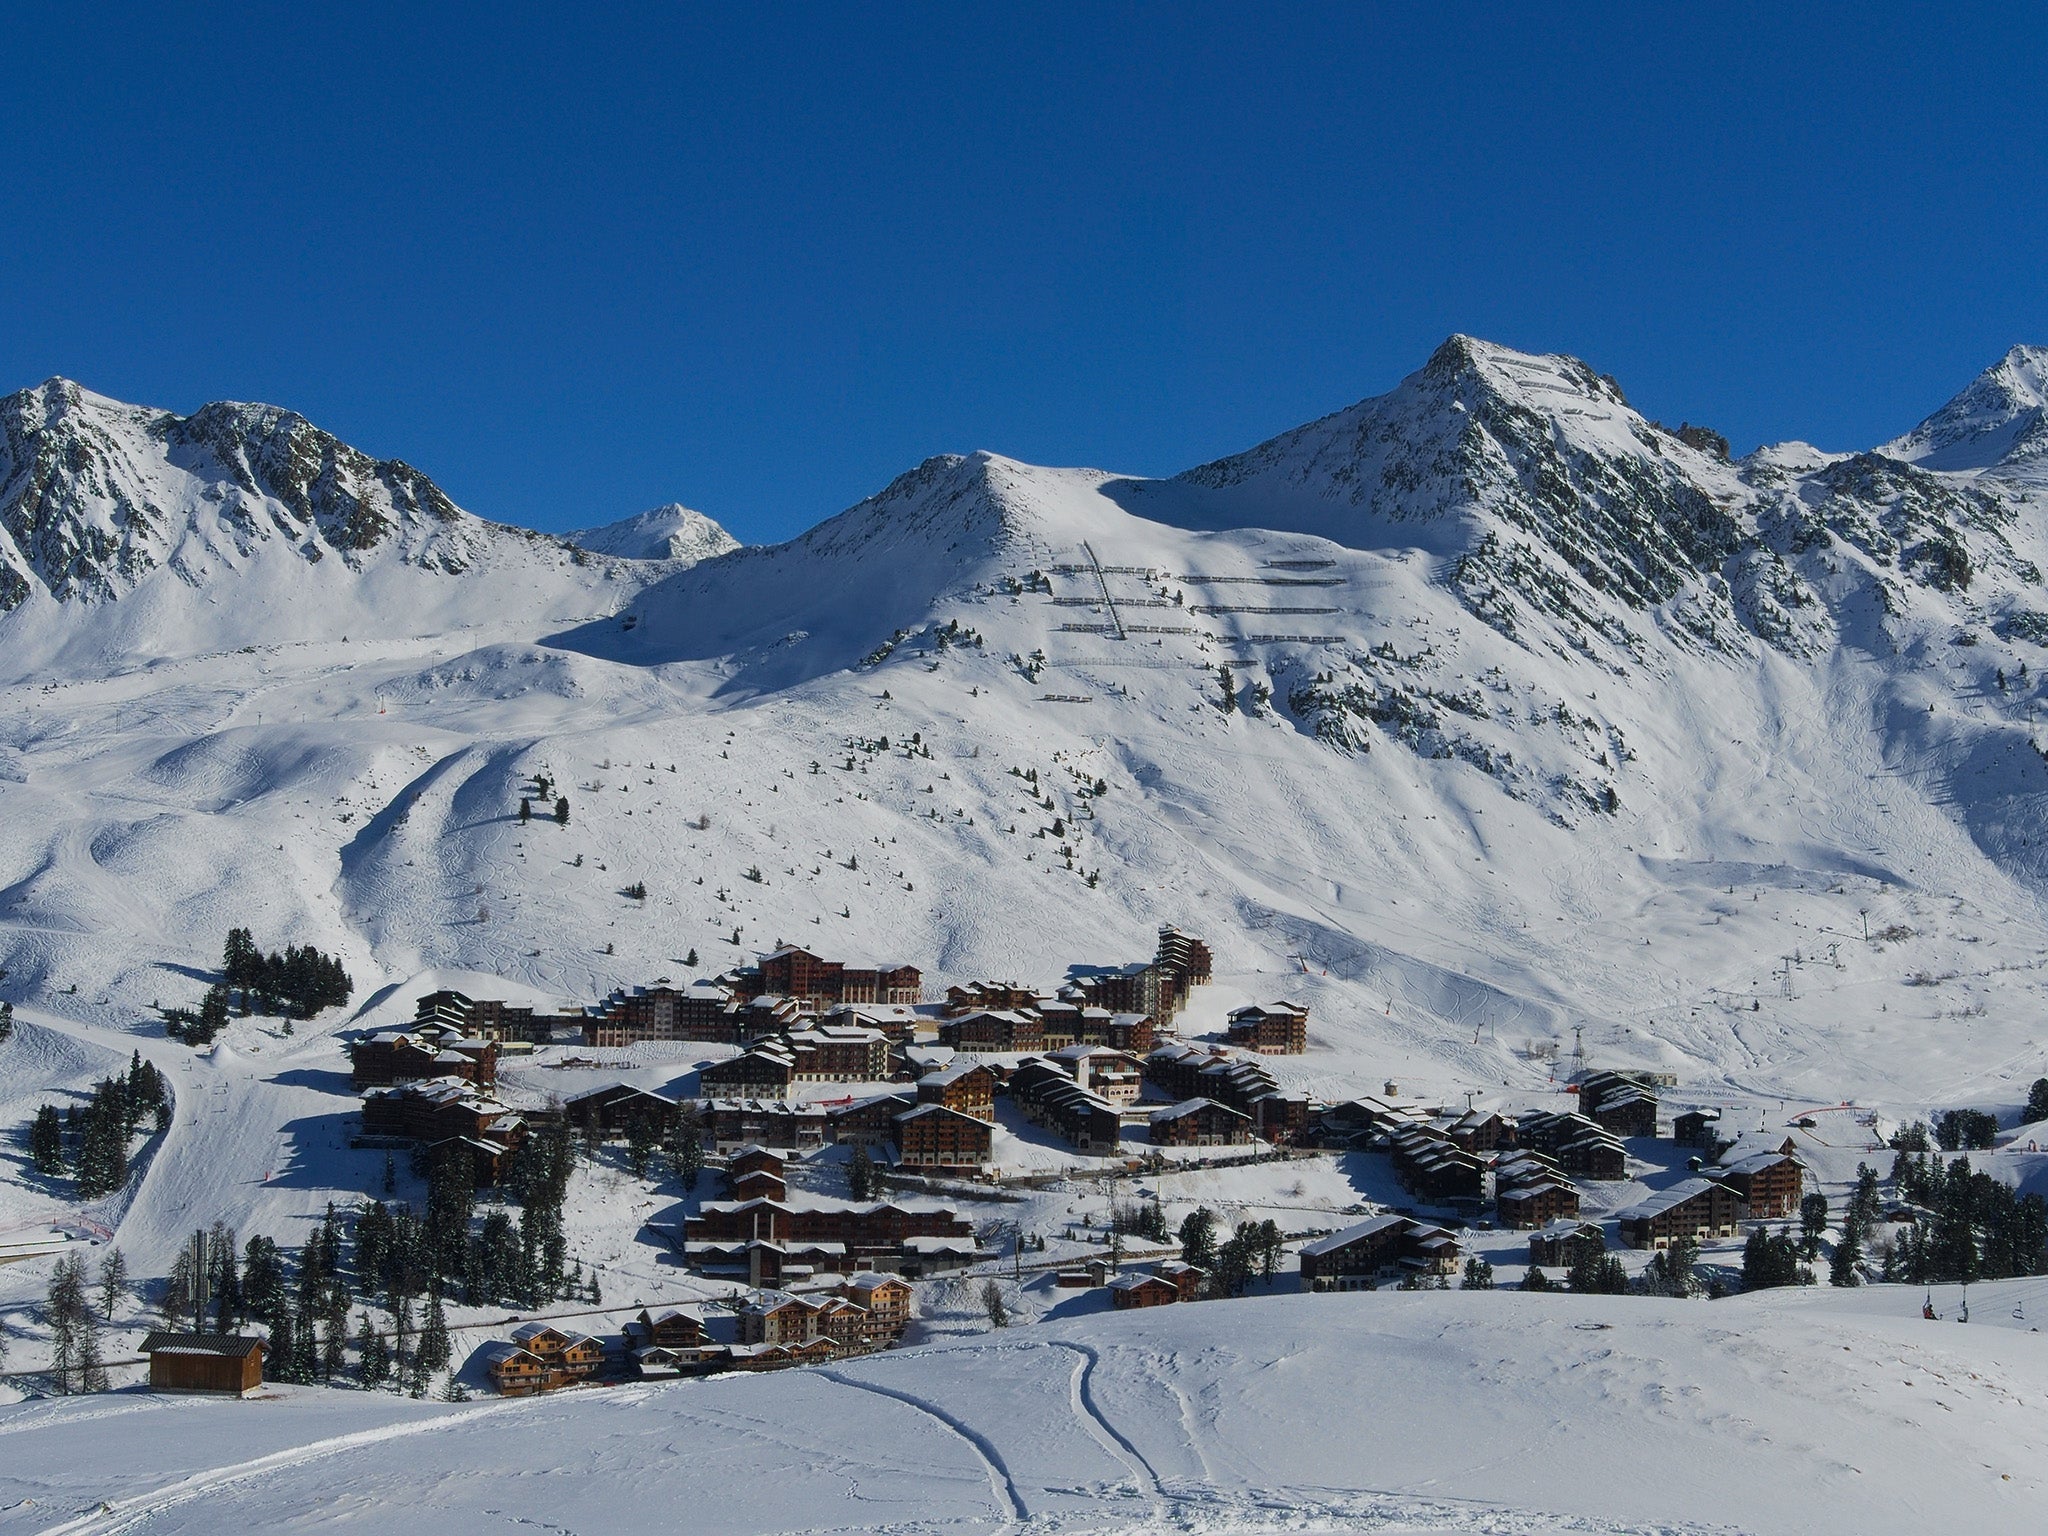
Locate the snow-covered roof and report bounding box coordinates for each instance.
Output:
[1298,1215,1405,1258]
[1616,1177,1731,1221]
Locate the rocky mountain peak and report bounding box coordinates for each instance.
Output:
[0,379,539,609]
[1884,344,2048,476]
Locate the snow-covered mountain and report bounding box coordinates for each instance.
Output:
[1884,344,2048,480]
[0,379,677,682]
[566,502,739,563]
[7,338,2048,1111]
[10,340,2048,1527]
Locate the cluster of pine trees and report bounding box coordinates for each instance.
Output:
[220,928,354,1019]
[28,1053,168,1198]
[166,932,354,1042]
[1882,1150,2048,1283]
[32,1247,130,1394]
[179,1122,598,1400]
[1174,1209,1284,1295]
[357,1131,590,1323]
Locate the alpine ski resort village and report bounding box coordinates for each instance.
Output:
[2,328,2048,1533]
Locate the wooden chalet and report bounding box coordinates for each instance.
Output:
[731,1167,789,1202]
[1224,1001,1309,1055]
[915,1060,997,1120]
[350,1027,499,1090]
[894,1103,994,1169]
[1495,1176,1582,1229]
[1672,1108,1724,1149]
[486,1343,550,1395]
[141,1332,265,1396]
[500,1322,606,1388]
[563,1082,681,1138]
[939,1009,1045,1054]
[1527,1220,1607,1270]
[1715,1145,1804,1219]
[1154,1259,1206,1301]
[1008,1061,1124,1154]
[700,1048,798,1101]
[630,1345,695,1377]
[828,1091,917,1146]
[1044,1044,1144,1104]
[732,947,922,1008]
[625,1307,706,1351]
[1616,1178,1746,1249]
[742,1292,828,1346]
[1108,1272,1181,1309]
[841,1271,913,1341]
[361,1079,527,1173]
[1149,1098,1254,1147]
[729,1146,788,1181]
[1299,1215,1462,1289]
[703,1099,830,1153]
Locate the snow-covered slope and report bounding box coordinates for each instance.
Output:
[6,342,2048,1528]
[8,339,2048,1112]
[1886,345,2048,479]
[0,379,661,683]
[4,1286,2043,1535]
[566,501,739,563]
[4,342,2048,1114]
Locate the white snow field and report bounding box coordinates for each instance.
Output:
[4,341,2048,1531]
[2,1287,2044,1535]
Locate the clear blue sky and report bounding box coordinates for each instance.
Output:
[4,4,2044,544]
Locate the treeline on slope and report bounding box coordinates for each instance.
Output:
[27,1053,170,1199]
[165,929,355,1042]
[160,1129,586,1395]
[1881,1148,2048,1284]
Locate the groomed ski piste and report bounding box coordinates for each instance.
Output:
[3,340,2048,1531]
[1,1284,2045,1535]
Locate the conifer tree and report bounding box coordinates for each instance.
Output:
[2025,1078,2048,1125]
[356,1315,391,1387]
[1829,1221,1863,1287]
[97,1248,128,1320]
[1798,1193,1829,1260]
[29,1104,66,1175]
[1177,1209,1217,1271]
[267,1310,298,1384]
[193,982,231,1045]
[413,1287,448,1375]
[47,1253,100,1393]
[554,797,570,826]
[322,1293,349,1381]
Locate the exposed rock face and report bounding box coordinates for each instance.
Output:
[0,378,564,609]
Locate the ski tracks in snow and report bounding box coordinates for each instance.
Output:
[31,1400,525,1536]
[814,1365,1032,1524]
